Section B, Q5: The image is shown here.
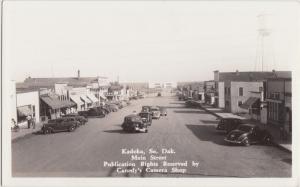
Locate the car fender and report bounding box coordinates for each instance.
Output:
[237,135,248,142]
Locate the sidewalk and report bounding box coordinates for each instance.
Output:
[11,122,43,142]
[199,103,292,153]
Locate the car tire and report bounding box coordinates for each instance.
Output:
[243,139,250,146]
[69,126,76,132]
[145,129,148,133]
[43,128,51,134]
[264,136,273,145]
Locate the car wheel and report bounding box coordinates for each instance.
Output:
[264,136,273,145]
[43,128,51,134]
[69,126,75,132]
[243,139,250,146]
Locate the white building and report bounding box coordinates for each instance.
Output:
[15,90,40,128]
[148,82,177,89]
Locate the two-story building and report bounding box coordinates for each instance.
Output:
[214,70,291,121]
[266,72,292,134]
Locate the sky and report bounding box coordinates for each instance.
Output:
[3,1,299,83]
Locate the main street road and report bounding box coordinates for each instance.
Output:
[12,96,291,177]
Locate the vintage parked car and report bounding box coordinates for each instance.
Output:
[121,114,149,133]
[159,107,167,116]
[63,114,88,125]
[101,105,111,114]
[139,111,152,126]
[113,101,123,109]
[42,118,78,134]
[224,124,273,146]
[78,108,106,118]
[107,104,119,112]
[142,106,151,113]
[185,99,199,108]
[130,96,138,100]
[150,106,161,119]
[62,116,85,127]
[216,117,243,133]
[138,94,145,99]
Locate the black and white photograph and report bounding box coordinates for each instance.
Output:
[1,0,299,186]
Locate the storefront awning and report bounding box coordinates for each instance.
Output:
[61,100,76,108]
[17,105,33,117]
[80,95,92,104]
[70,95,84,106]
[41,96,75,110]
[240,97,260,109]
[87,93,99,103]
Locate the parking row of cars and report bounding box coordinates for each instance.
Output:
[41,100,131,134]
[121,105,168,133]
[216,118,273,146]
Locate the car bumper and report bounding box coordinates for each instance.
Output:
[224,138,243,144]
[123,126,146,132]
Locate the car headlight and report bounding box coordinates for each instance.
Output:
[238,135,246,141]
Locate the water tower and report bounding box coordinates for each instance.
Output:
[255,13,275,71]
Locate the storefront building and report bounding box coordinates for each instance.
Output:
[266,76,292,134]
[40,94,75,120]
[16,90,40,128]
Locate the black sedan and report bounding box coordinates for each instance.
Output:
[224,124,273,146]
[78,108,106,118]
[42,118,78,134]
[122,114,149,133]
[63,114,88,125]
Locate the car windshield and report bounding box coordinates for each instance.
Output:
[237,125,253,132]
[151,108,159,111]
[125,117,139,122]
[139,113,149,118]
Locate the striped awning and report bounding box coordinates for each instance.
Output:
[80,95,92,104]
[87,93,99,103]
[99,94,107,100]
[17,105,33,117]
[40,96,75,109]
[240,97,260,109]
[70,95,84,106]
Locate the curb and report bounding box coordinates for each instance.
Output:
[199,105,222,118]
[273,142,292,153]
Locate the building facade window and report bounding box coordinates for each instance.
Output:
[268,102,280,121]
[239,87,243,96]
[269,92,280,100]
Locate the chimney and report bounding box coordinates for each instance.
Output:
[236,70,239,76]
[77,70,80,79]
[214,70,219,81]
